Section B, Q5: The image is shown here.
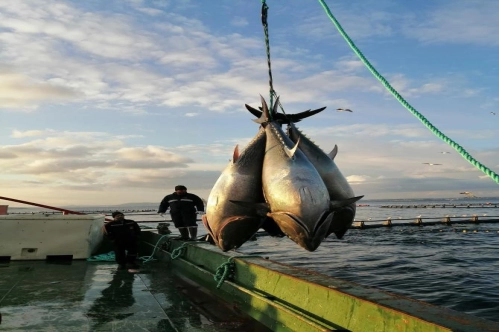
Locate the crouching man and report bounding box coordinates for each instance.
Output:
[103,211,141,270]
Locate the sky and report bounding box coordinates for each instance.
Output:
[1,0,499,208]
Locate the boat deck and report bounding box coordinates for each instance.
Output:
[0,260,270,331]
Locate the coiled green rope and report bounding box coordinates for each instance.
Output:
[214,255,260,289]
[87,236,191,264]
[170,242,189,260]
[317,0,499,184]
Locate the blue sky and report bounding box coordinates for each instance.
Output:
[1,0,498,207]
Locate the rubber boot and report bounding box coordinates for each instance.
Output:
[178,227,189,240]
[188,227,198,241]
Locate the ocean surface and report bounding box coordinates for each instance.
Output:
[6,197,499,323]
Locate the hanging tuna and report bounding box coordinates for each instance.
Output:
[204,96,363,252]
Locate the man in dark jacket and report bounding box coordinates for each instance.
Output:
[158,185,204,240]
[103,211,141,270]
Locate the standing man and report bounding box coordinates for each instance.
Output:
[103,211,141,270]
[158,185,204,241]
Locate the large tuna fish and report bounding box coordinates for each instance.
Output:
[287,123,363,239]
[256,96,334,251]
[203,128,267,251]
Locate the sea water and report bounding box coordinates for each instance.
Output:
[7,197,499,322]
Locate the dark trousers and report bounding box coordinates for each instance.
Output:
[113,240,138,266]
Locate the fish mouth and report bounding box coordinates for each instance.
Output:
[270,210,333,251]
[202,215,216,241]
[327,206,355,239]
[215,216,264,252]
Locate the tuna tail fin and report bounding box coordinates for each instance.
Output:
[284,137,300,159]
[330,195,364,211]
[229,200,270,217]
[245,104,261,119]
[245,105,326,124]
[328,145,338,160]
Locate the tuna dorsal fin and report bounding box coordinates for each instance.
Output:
[232,145,240,163]
[328,145,338,160]
[252,95,270,124]
[284,137,300,159]
[330,195,364,210]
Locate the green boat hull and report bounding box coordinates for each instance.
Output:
[141,232,498,332]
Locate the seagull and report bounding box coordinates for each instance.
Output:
[491,112,496,115]
[336,108,353,112]
[439,152,451,154]
[422,163,442,165]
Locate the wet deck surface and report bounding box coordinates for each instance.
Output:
[0,260,270,331]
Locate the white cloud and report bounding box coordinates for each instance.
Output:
[0,70,78,109]
[404,2,499,46]
[230,16,248,27]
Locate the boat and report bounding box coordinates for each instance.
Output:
[1,209,498,331]
[1,197,499,331]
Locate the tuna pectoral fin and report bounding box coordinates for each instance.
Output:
[330,195,364,211]
[284,137,300,159]
[229,200,270,217]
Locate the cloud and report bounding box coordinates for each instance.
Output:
[403,2,499,46]
[230,16,248,27]
[11,129,56,138]
[0,70,79,109]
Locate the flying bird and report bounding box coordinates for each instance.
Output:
[422,163,442,166]
[336,108,353,112]
[491,112,496,115]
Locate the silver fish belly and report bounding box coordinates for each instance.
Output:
[204,128,267,251]
[287,124,360,239]
[262,122,332,251]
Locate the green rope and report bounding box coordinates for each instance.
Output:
[87,251,115,262]
[214,255,260,289]
[261,0,275,117]
[170,242,189,260]
[139,234,171,263]
[87,235,190,264]
[260,1,290,120]
[317,0,499,185]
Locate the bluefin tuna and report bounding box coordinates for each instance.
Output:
[255,96,333,251]
[203,127,267,251]
[287,123,363,239]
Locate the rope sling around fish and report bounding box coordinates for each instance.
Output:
[317,0,499,185]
